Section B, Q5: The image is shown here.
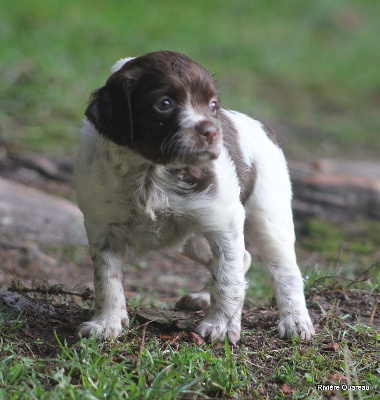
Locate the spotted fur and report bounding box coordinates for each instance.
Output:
[75,51,315,343]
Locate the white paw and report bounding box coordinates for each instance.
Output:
[196,320,227,342]
[226,315,242,344]
[176,292,210,311]
[278,311,315,341]
[78,311,129,339]
[195,315,241,344]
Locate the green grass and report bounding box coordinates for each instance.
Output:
[1,220,379,399]
[1,2,380,398]
[1,0,380,158]
[0,305,252,399]
[300,219,380,277]
[1,290,379,399]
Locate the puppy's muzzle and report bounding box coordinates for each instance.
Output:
[196,121,220,145]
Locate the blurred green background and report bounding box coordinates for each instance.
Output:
[1,0,379,160]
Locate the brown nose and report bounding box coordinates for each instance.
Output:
[196,121,219,145]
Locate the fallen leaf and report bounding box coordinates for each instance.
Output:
[299,347,307,355]
[161,335,175,340]
[322,342,339,352]
[189,332,205,346]
[329,373,347,382]
[169,333,184,344]
[136,306,172,325]
[136,306,202,330]
[281,384,293,395]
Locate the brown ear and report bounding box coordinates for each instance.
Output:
[85,75,135,145]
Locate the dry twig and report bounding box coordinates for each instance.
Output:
[369,300,378,326]
[8,279,94,300]
[137,322,149,376]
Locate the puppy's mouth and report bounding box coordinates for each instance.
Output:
[160,132,222,167]
[190,146,221,165]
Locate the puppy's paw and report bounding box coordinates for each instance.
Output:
[176,291,210,311]
[195,320,227,343]
[195,317,241,344]
[226,315,242,344]
[78,311,129,339]
[278,311,315,341]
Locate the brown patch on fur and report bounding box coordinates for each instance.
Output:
[218,111,257,204]
[240,163,257,204]
[262,124,278,146]
[86,51,220,166]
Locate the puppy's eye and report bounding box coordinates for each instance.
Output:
[155,98,174,113]
[209,100,218,113]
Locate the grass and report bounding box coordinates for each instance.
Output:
[1,0,380,158]
[0,277,379,399]
[0,319,246,399]
[1,1,380,398]
[1,233,379,398]
[1,230,379,400]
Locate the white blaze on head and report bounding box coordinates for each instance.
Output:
[180,103,210,129]
[110,57,136,73]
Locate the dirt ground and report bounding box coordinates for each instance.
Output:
[1,284,378,361]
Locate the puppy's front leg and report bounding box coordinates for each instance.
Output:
[195,206,246,344]
[78,229,128,339]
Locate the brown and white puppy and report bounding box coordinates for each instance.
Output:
[75,51,315,343]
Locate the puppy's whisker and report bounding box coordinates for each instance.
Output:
[159,131,183,161]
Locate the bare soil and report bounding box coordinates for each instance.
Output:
[1,284,378,360]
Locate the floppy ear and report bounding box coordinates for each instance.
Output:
[85,76,135,145]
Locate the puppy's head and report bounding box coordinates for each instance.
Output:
[86,51,222,167]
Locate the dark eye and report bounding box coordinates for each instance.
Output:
[210,100,218,113]
[155,98,174,113]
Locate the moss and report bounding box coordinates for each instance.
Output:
[299,219,380,274]
[301,219,346,256]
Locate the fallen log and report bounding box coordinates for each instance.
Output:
[1,147,380,223]
[290,159,380,222]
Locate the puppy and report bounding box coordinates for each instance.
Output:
[75,51,315,343]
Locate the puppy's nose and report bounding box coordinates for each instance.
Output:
[196,121,219,145]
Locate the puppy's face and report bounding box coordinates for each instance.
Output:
[86,51,223,167]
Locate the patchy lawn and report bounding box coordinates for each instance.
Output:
[0,273,379,399]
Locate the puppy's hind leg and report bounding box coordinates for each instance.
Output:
[245,196,315,341]
[175,236,213,311]
[78,224,128,339]
[176,236,252,311]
